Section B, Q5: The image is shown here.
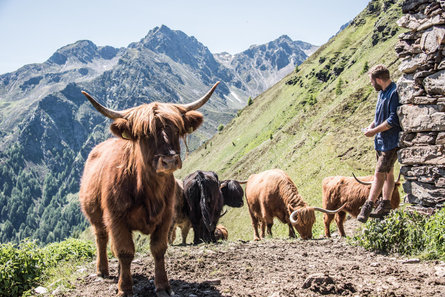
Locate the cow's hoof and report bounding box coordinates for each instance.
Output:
[96,272,109,278]
[156,289,174,297]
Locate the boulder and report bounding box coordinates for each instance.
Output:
[420,26,445,53]
[424,70,445,95]
[403,180,445,206]
[402,0,435,14]
[398,145,445,165]
[399,132,437,147]
[417,13,445,31]
[397,74,416,104]
[398,104,445,132]
[399,53,429,73]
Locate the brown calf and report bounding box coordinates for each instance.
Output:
[214,224,228,241]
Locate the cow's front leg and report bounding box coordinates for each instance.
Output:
[110,223,134,297]
[151,222,173,296]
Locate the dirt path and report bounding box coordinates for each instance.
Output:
[58,222,445,297]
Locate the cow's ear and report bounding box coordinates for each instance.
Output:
[183,111,203,134]
[110,118,133,140]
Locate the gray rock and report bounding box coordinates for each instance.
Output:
[397,14,423,31]
[397,74,416,103]
[412,96,438,104]
[421,26,445,53]
[399,31,422,41]
[403,180,445,206]
[424,70,445,95]
[34,287,48,294]
[417,13,445,31]
[398,104,445,132]
[302,273,335,289]
[399,53,429,73]
[402,258,420,264]
[401,164,445,178]
[437,132,445,144]
[398,145,445,165]
[402,0,434,14]
[399,131,437,147]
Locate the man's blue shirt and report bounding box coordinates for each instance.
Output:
[374,81,401,151]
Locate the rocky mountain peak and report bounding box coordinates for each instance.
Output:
[135,25,216,69]
[47,40,119,65]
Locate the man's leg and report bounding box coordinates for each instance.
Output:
[372,167,394,217]
[372,147,399,218]
[357,171,386,223]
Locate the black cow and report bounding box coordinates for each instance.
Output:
[182,171,245,244]
[220,180,244,208]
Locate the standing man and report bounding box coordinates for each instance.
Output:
[357,64,401,223]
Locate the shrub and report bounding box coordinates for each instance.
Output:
[218,124,224,132]
[361,61,369,74]
[247,97,253,106]
[43,238,95,265]
[336,78,343,95]
[424,208,445,259]
[0,240,45,297]
[0,238,95,296]
[353,208,445,259]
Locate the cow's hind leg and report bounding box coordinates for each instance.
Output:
[109,223,134,297]
[248,209,261,241]
[260,220,267,239]
[265,215,273,238]
[181,222,191,245]
[335,211,347,237]
[324,213,334,238]
[92,223,109,277]
[168,223,176,245]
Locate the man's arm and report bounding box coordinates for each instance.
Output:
[364,120,391,137]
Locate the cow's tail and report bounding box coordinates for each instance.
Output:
[196,172,214,234]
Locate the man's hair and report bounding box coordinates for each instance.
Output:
[368,64,390,81]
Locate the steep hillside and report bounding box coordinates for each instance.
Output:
[176,0,404,240]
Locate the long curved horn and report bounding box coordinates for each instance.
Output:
[236,180,248,184]
[81,91,125,119]
[180,82,220,111]
[219,208,228,218]
[313,203,347,214]
[352,172,373,185]
[289,208,300,224]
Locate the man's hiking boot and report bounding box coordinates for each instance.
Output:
[357,200,374,223]
[370,199,391,219]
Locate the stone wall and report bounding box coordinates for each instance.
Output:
[396,0,445,208]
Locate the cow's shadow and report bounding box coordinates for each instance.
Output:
[129,274,223,297]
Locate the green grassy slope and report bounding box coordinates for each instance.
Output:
[175,0,405,240]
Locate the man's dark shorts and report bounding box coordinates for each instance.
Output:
[375,148,399,173]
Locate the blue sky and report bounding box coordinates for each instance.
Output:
[0,0,370,74]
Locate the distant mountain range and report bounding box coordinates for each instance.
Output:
[0,25,317,244]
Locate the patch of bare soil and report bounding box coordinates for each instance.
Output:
[58,221,445,297]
